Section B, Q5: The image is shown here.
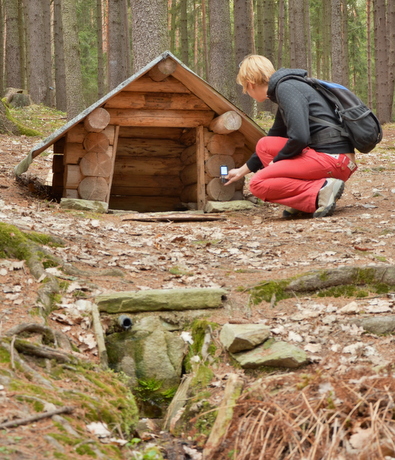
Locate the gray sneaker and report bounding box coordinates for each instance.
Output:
[282,207,313,219]
[313,178,345,218]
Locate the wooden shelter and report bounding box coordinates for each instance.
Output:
[15,51,265,212]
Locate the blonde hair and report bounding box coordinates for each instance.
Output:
[237,55,276,93]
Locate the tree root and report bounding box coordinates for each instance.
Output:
[0,406,74,429]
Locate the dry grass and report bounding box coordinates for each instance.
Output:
[215,367,395,460]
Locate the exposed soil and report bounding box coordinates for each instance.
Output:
[1,122,395,459]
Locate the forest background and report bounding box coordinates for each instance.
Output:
[1,0,394,125]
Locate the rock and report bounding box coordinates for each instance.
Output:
[219,323,271,353]
[60,198,108,213]
[204,200,256,213]
[105,316,187,390]
[96,287,227,313]
[338,301,360,315]
[349,315,395,335]
[231,340,309,369]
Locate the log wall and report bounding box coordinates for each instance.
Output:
[51,67,254,211]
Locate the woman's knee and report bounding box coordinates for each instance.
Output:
[249,175,267,199]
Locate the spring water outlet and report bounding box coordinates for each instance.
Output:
[118,315,133,330]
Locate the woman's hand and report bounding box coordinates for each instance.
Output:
[225,164,251,185]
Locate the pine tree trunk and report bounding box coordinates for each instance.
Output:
[180,0,188,66]
[374,0,391,122]
[108,0,130,89]
[53,0,67,112]
[234,0,254,117]
[130,0,169,72]
[24,0,50,104]
[61,0,86,119]
[331,0,343,84]
[208,0,236,103]
[97,0,106,98]
[4,0,22,88]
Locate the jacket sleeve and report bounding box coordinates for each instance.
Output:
[246,152,263,172]
[270,81,311,162]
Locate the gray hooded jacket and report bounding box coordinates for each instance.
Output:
[246,68,354,172]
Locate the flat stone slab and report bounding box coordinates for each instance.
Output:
[349,315,395,335]
[232,340,309,369]
[204,200,256,213]
[220,323,271,353]
[96,287,227,313]
[60,198,108,213]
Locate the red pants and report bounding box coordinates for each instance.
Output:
[249,137,358,213]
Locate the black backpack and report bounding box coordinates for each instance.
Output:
[277,75,383,153]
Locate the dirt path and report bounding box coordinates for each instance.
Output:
[1,124,395,458]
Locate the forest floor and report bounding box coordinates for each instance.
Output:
[1,108,395,459]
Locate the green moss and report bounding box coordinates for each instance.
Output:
[0,346,11,363]
[249,280,292,305]
[0,222,62,261]
[184,319,219,372]
[48,433,80,446]
[168,266,193,276]
[75,443,97,456]
[317,285,369,298]
[190,364,214,389]
[3,101,42,136]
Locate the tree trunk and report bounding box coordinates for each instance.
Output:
[53,0,67,112]
[331,0,343,84]
[61,0,86,119]
[234,0,254,116]
[130,0,169,72]
[289,0,308,69]
[208,0,236,103]
[108,0,130,90]
[180,0,188,66]
[4,0,22,88]
[374,0,391,123]
[24,0,50,104]
[96,0,106,98]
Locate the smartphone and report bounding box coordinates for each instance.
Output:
[220,165,228,183]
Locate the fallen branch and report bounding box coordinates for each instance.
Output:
[0,406,74,429]
[91,303,108,369]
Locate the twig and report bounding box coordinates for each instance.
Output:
[0,406,74,429]
[10,335,16,370]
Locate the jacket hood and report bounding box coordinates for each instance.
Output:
[268,68,308,103]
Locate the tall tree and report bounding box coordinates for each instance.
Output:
[180,0,188,65]
[96,0,106,98]
[289,0,308,69]
[108,0,130,89]
[4,0,23,88]
[331,0,344,83]
[208,0,236,102]
[130,0,169,72]
[53,0,67,111]
[388,0,395,120]
[0,0,4,95]
[234,0,254,115]
[374,0,391,122]
[24,0,52,104]
[61,0,86,119]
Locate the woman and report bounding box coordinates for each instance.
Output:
[226,55,357,218]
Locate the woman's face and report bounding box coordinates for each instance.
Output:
[246,82,269,102]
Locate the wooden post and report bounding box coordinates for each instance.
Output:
[106,125,120,204]
[196,125,206,210]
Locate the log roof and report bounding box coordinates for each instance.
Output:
[15,51,265,176]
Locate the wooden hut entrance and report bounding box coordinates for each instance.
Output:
[110,126,190,212]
